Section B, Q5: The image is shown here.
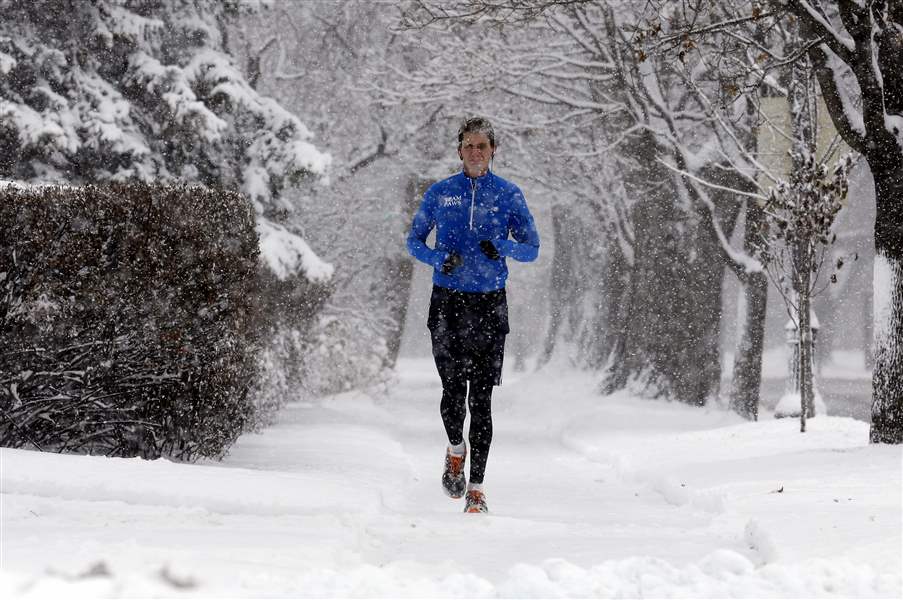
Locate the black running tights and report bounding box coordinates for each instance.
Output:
[440,377,493,484]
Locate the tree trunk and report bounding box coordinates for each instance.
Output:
[728,187,768,419]
[864,278,874,370]
[729,267,768,420]
[384,174,432,368]
[870,165,903,443]
[725,8,769,418]
[539,202,625,371]
[583,235,629,370]
[604,170,722,405]
[787,22,818,430]
[538,204,575,368]
[798,239,815,431]
[383,253,414,367]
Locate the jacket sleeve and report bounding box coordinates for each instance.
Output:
[407,188,447,270]
[496,187,540,262]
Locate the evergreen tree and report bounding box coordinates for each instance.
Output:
[0,0,329,211]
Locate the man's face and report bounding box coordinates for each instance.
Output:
[458,131,494,177]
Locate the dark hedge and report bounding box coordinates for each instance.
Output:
[0,182,259,459]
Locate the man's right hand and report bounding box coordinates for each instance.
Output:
[441,252,463,275]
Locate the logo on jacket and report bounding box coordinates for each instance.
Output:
[440,195,463,207]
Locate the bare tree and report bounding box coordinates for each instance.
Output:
[763,0,903,444]
[638,0,903,439]
[762,151,854,430]
[232,1,457,393]
[388,0,775,407]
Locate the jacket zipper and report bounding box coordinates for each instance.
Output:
[469,177,476,231]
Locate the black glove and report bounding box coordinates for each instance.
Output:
[441,252,463,274]
[479,240,500,260]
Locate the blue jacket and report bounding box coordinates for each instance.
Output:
[407,170,540,292]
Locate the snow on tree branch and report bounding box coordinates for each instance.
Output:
[0,0,330,200]
[783,0,857,58]
[0,0,332,284]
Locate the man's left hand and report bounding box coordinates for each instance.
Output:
[479,240,500,260]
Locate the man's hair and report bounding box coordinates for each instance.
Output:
[457,117,496,149]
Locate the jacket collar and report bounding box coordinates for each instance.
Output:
[461,169,492,184]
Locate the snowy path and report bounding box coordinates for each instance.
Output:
[1,359,901,597]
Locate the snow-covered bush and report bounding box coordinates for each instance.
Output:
[247,257,331,426]
[0,182,259,459]
[298,314,392,398]
[246,326,304,430]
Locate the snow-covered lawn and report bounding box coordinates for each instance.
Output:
[1,359,900,598]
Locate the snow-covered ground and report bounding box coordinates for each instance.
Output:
[1,359,900,598]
